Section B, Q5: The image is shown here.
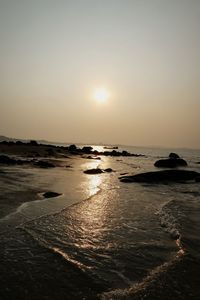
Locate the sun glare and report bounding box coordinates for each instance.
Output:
[94,87,109,103]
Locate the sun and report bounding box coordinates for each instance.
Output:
[94,87,109,103]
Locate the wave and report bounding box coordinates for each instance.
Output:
[100,254,200,300]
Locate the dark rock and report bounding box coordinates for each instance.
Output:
[68,144,77,152]
[104,168,113,172]
[111,150,120,156]
[82,146,93,154]
[46,148,55,156]
[34,160,55,168]
[43,192,62,198]
[104,146,118,149]
[196,177,200,182]
[119,170,199,183]
[154,158,187,168]
[0,155,17,165]
[16,141,23,145]
[29,140,38,146]
[196,162,200,164]
[122,150,129,156]
[84,168,103,174]
[169,152,180,159]
[0,155,31,165]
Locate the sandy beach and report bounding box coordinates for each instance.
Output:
[0,142,200,299]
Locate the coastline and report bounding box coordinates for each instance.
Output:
[1,142,200,299]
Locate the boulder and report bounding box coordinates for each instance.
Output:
[154,158,187,168]
[169,152,180,159]
[84,168,103,174]
[119,170,199,183]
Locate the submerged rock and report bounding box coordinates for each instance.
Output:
[104,168,114,172]
[43,192,62,198]
[154,158,187,168]
[119,170,199,183]
[84,168,103,174]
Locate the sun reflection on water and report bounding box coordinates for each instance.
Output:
[82,160,103,198]
[87,174,102,197]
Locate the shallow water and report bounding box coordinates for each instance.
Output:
[0,147,200,299]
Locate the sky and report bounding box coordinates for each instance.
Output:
[0,0,200,148]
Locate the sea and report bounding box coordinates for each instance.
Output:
[0,145,200,299]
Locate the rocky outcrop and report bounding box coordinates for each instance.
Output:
[66,144,144,157]
[68,144,77,152]
[154,152,187,168]
[154,158,187,168]
[119,170,199,183]
[81,146,93,154]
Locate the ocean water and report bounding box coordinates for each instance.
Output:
[0,146,200,299]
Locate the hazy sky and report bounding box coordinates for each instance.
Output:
[0,0,200,148]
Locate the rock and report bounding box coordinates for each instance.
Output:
[81,146,93,154]
[196,177,200,182]
[169,152,180,159]
[0,155,17,165]
[29,140,38,146]
[68,144,77,152]
[119,170,199,183]
[154,158,187,168]
[104,146,118,149]
[84,168,103,174]
[104,168,113,172]
[43,192,62,198]
[46,148,55,156]
[34,160,55,168]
